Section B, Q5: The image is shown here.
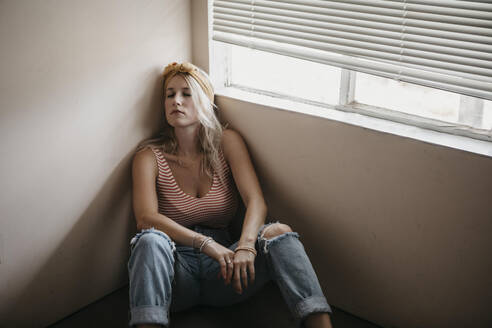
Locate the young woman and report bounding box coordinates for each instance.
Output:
[128,62,333,328]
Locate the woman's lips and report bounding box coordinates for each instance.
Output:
[171,109,184,115]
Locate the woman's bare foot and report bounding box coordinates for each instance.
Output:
[304,312,333,328]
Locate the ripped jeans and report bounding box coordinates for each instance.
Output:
[127,223,331,327]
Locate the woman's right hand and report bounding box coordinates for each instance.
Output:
[201,241,235,284]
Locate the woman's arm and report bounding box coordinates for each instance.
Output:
[222,129,268,293]
[223,129,268,245]
[132,148,235,280]
[132,147,197,245]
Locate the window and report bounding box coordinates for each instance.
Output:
[229,45,341,105]
[210,0,492,142]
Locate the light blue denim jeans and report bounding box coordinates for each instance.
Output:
[127,223,331,327]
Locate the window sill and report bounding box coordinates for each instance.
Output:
[215,86,492,158]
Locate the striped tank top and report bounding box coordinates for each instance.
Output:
[150,147,238,228]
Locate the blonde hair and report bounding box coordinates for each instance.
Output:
[139,64,224,178]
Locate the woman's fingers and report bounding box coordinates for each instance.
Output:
[205,243,255,293]
[225,256,234,284]
[231,250,257,293]
[233,264,242,294]
[241,266,248,289]
[218,257,227,280]
[248,261,255,284]
[204,242,235,282]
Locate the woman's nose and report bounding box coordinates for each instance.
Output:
[173,94,183,105]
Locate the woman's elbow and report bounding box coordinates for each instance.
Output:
[135,219,145,231]
[135,214,153,231]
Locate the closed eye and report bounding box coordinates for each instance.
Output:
[166,92,191,98]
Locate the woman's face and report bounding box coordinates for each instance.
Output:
[164,75,199,129]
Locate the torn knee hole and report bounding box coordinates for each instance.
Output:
[261,223,293,240]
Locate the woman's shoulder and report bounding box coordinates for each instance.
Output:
[132,147,158,177]
[222,128,245,147]
[133,147,157,166]
[221,128,249,162]
[135,145,182,166]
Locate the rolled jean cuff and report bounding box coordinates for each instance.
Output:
[295,296,332,318]
[129,305,169,327]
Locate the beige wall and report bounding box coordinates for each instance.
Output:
[2,0,490,327]
[217,97,492,328]
[0,0,191,326]
[196,0,492,325]
[191,0,209,73]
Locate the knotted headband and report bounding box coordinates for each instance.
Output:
[163,62,214,102]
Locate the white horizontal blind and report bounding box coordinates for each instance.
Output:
[212,0,492,100]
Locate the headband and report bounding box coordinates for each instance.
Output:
[163,62,214,102]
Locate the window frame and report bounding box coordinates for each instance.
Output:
[206,1,492,157]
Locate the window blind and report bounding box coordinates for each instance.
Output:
[212,0,492,100]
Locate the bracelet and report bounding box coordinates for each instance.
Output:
[234,245,257,257]
[199,237,214,253]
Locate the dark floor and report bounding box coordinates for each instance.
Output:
[49,283,382,328]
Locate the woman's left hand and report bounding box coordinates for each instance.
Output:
[232,249,256,294]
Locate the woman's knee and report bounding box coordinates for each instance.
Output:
[129,230,175,275]
[133,230,175,256]
[262,223,293,239]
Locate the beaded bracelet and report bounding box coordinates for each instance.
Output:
[234,245,257,257]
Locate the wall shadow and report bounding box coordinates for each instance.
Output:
[3,72,164,327]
